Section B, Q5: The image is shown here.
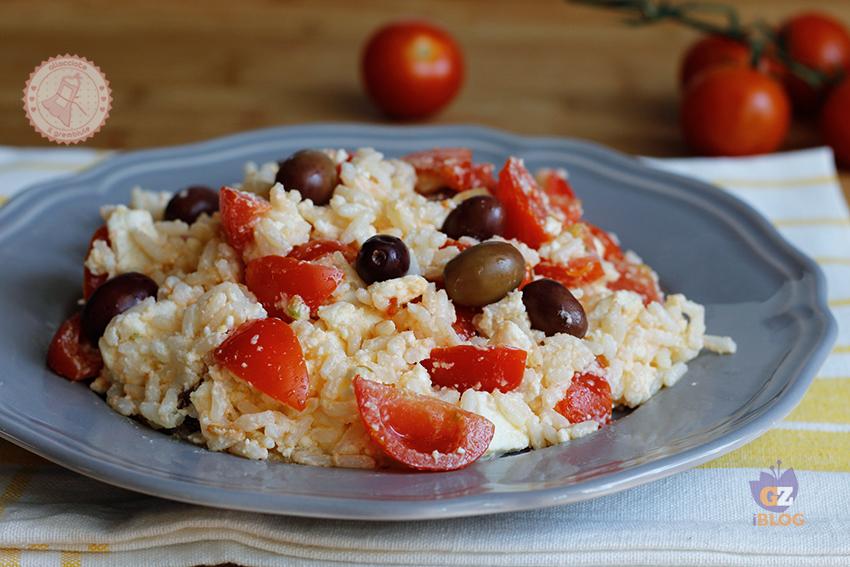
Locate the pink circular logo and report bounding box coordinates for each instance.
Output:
[22,54,111,145]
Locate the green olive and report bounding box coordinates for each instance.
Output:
[444,241,526,307]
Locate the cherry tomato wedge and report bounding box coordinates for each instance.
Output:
[554,372,612,426]
[537,168,583,224]
[609,261,662,306]
[422,345,527,393]
[287,239,357,263]
[219,187,271,254]
[83,225,110,300]
[46,312,103,381]
[452,304,479,340]
[535,257,605,288]
[213,318,309,410]
[353,375,494,471]
[582,222,624,261]
[493,157,551,248]
[440,238,472,252]
[403,148,496,193]
[245,256,343,319]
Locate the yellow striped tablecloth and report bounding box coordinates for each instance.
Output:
[0,146,848,567]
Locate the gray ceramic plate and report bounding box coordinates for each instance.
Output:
[0,124,836,520]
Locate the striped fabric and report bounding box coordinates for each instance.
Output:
[1,147,848,566]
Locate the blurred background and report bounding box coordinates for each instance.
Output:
[2,0,849,196]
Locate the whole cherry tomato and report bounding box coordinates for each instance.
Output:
[681,66,790,156]
[680,35,751,87]
[820,77,850,167]
[779,12,850,113]
[362,21,464,120]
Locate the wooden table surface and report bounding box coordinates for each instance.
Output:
[1,0,848,199]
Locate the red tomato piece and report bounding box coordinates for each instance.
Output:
[287,239,357,263]
[609,261,662,306]
[245,256,343,318]
[535,257,605,288]
[582,222,624,261]
[452,304,479,340]
[537,168,583,224]
[422,345,527,393]
[352,375,495,471]
[83,225,110,300]
[213,318,309,410]
[440,238,472,252]
[493,157,551,248]
[555,372,612,426]
[403,148,496,193]
[46,312,103,381]
[219,187,271,254]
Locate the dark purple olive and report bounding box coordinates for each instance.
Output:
[356,235,410,284]
[82,272,158,342]
[164,186,220,224]
[275,149,339,205]
[441,195,505,241]
[521,278,587,338]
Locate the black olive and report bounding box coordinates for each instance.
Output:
[441,195,505,241]
[356,235,410,284]
[521,278,587,338]
[443,241,525,307]
[82,272,158,342]
[164,186,219,224]
[275,149,339,205]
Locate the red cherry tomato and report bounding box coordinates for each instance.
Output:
[493,157,552,248]
[46,312,103,381]
[582,222,624,261]
[821,77,850,167]
[213,318,309,410]
[361,21,464,120]
[287,239,357,264]
[554,372,612,426]
[219,187,271,254]
[681,35,751,87]
[245,256,343,319]
[83,225,110,300]
[535,257,605,288]
[452,304,479,341]
[403,148,495,193]
[681,66,790,156]
[352,376,494,471]
[608,261,662,306]
[422,345,527,393]
[537,168,583,224]
[779,12,850,113]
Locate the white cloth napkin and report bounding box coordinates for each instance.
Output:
[1,146,849,567]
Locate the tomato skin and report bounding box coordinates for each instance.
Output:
[287,239,357,263]
[423,345,527,393]
[83,225,110,300]
[352,376,494,471]
[494,157,552,248]
[46,312,103,381]
[537,168,583,223]
[213,318,309,410]
[821,78,850,167]
[245,256,343,319]
[608,261,662,306]
[680,35,751,87]
[362,21,464,120]
[681,66,790,156]
[535,257,605,288]
[582,222,624,261]
[452,304,479,340]
[555,372,612,426]
[219,187,271,254]
[779,12,850,113]
[403,148,495,193]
